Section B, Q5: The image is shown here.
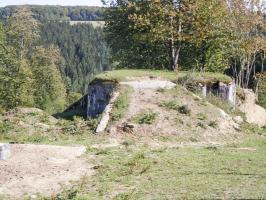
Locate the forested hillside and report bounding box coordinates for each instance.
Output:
[41,21,110,93]
[0,5,109,94]
[0,6,109,112]
[0,7,66,112]
[0,5,103,21]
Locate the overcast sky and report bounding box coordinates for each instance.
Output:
[0,0,103,7]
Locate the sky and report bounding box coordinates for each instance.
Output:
[0,0,103,7]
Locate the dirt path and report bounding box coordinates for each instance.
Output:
[0,144,93,199]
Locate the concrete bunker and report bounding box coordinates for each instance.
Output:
[181,79,236,106]
[87,80,117,118]
[64,80,118,120]
[200,81,236,106]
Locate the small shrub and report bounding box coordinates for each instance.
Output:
[175,118,184,124]
[205,146,218,151]
[111,86,132,122]
[236,87,245,101]
[40,113,50,123]
[0,120,13,134]
[241,123,266,136]
[197,122,207,129]
[61,116,98,135]
[132,110,158,125]
[178,105,191,115]
[208,120,218,128]
[159,100,179,110]
[206,94,232,114]
[156,88,166,93]
[127,152,145,167]
[27,112,39,117]
[189,137,198,142]
[197,113,207,121]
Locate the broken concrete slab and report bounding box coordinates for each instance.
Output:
[0,143,11,160]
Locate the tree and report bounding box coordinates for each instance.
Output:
[104,0,232,71]
[227,0,266,88]
[104,0,170,69]
[5,6,40,60]
[104,0,190,70]
[41,21,110,93]
[0,7,40,108]
[30,45,67,112]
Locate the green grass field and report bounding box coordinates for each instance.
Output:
[95,69,232,83]
[32,133,266,200]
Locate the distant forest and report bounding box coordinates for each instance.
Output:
[0,5,108,94]
[0,5,104,21]
[41,21,110,93]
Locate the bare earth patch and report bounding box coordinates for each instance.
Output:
[109,77,241,143]
[0,144,93,199]
[238,89,266,127]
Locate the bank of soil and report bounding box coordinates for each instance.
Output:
[109,78,241,143]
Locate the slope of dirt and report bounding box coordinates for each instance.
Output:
[238,89,266,127]
[108,78,241,143]
[0,144,93,199]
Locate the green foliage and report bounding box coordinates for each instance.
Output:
[177,72,232,86]
[95,69,178,82]
[206,94,233,114]
[159,100,179,110]
[104,0,230,71]
[40,21,110,93]
[60,116,99,134]
[208,120,218,128]
[0,7,39,109]
[197,113,207,121]
[132,110,158,125]
[0,7,67,112]
[66,92,83,106]
[0,120,13,134]
[104,0,170,69]
[0,6,109,94]
[257,73,266,109]
[31,45,66,112]
[240,123,266,136]
[111,86,132,122]
[0,5,103,21]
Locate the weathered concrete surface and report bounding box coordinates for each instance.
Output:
[96,91,120,133]
[87,81,117,118]
[0,143,11,160]
[120,80,176,90]
[218,82,236,106]
[201,82,236,106]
